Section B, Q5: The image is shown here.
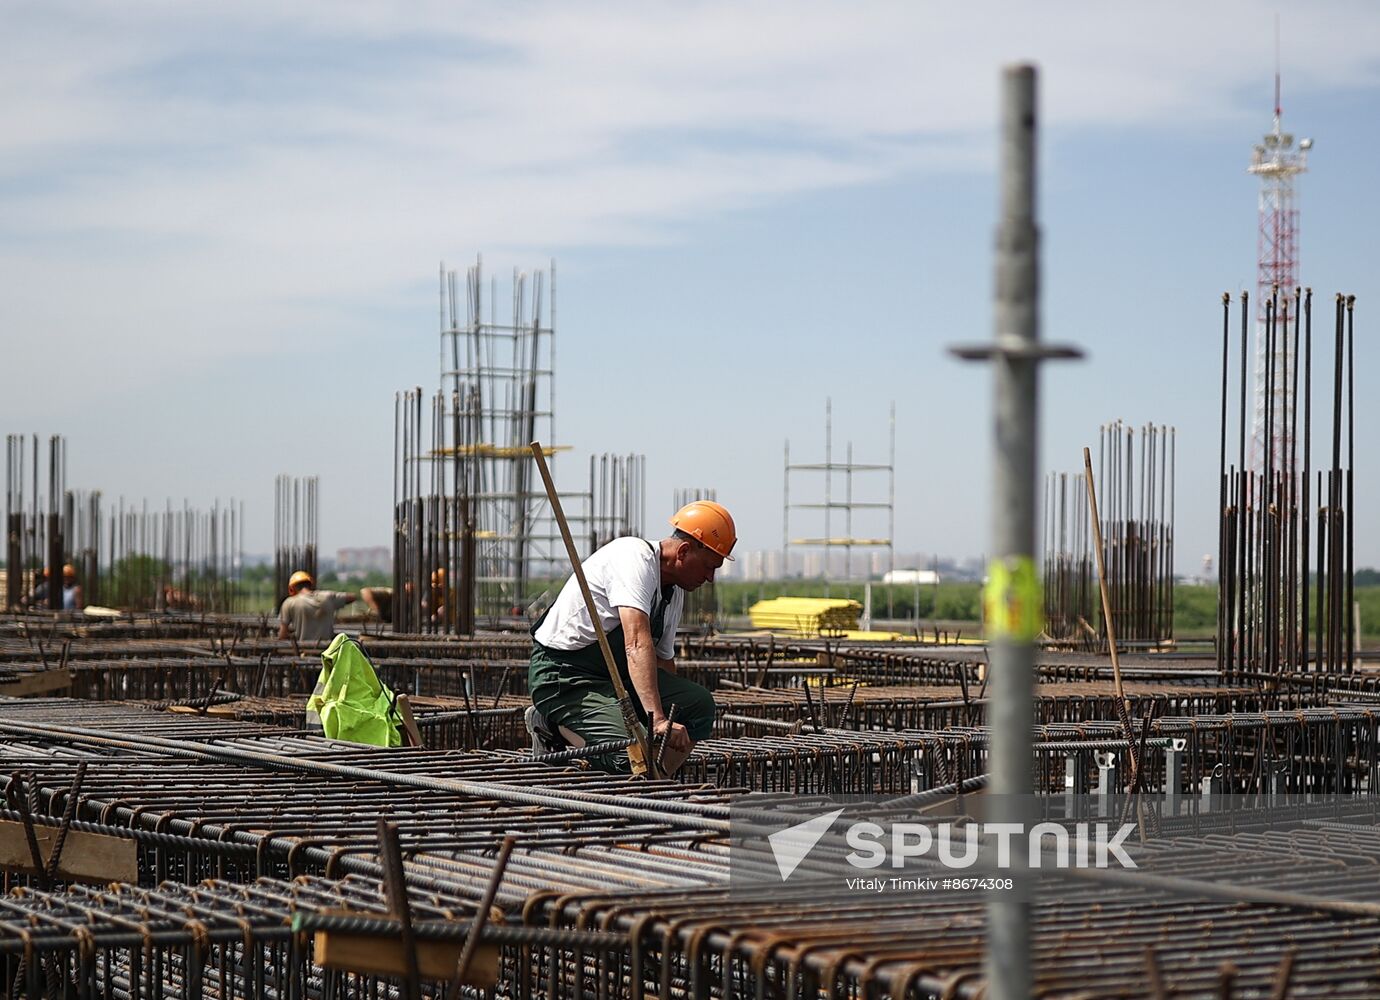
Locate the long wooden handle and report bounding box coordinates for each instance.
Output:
[1082,447,1127,708]
[529,442,654,777]
[1083,446,1140,790]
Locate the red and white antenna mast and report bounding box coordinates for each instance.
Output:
[1247,28,1310,473]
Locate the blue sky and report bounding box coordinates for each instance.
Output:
[4,2,1380,572]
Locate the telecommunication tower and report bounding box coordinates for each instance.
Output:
[1246,68,1310,473]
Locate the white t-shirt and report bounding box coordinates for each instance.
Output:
[534,537,682,659]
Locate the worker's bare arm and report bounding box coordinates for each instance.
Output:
[277,622,291,640]
[619,606,690,752]
[619,607,662,716]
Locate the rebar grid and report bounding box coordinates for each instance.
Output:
[0,873,482,998]
[712,682,1266,734]
[0,705,1374,996]
[6,836,1378,999]
[530,829,1380,1000]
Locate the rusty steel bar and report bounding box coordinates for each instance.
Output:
[1217,290,1357,677]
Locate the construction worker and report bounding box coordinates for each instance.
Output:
[59,564,83,611]
[526,500,734,775]
[23,565,82,610]
[278,570,357,644]
[22,568,51,608]
[360,586,394,624]
[426,567,456,624]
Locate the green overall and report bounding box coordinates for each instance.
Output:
[529,548,716,773]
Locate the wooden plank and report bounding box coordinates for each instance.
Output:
[0,669,71,697]
[315,928,499,985]
[395,694,425,748]
[0,821,137,884]
[167,705,243,718]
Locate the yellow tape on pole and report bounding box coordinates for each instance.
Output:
[983,556,1042,641]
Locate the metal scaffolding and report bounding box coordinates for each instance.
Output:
[409,257,648,624]
[782,399,894,588]
[393,392,645,630]
[432,257,567,620]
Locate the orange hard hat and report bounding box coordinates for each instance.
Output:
[288,570,314,593]
[62,564,76,579]
[430,567,446,586]
[670,500,737,560]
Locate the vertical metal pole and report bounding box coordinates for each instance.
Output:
[987,64,1038,1000]
[942,64,1072,1000]
[1218,295,1230,671]
[1301,290,1312,669]
[1346,296,1355,671]
[782,439,790,579]
[824,398,832,591]
[1238,293,1249,671]
[46,436,62,611]
[945,64,1082,1000]
[550,258,558,469]
[888,401,896,618]
[845,440,854,582]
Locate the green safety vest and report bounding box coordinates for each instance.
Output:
[305,633,402,748]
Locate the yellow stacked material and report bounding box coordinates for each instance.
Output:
[748,597,862,634]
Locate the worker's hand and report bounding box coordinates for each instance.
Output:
[652,716,690,753]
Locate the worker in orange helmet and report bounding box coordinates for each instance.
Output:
[60,564,84,611]
[278,570,357,644]
[426,567,457,624]
[23,565,83,611]
[526,500,735,775]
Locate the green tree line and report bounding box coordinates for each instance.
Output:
[712,581,1380,639]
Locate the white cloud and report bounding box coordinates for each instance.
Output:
[3,1,1380,553]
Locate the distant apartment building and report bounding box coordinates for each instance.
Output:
[336,546,391,578]
[719,549,976,582]
[717,550,783,581]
